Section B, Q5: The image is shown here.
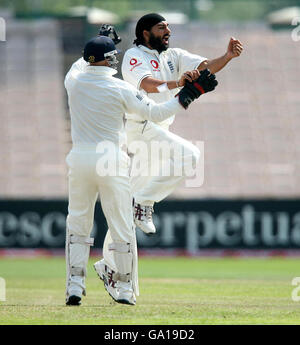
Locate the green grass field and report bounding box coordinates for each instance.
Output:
[0,256,300,325]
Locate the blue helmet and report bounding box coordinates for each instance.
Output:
[83,36,119,63]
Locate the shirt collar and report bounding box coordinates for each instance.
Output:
[85,65,118,76]
[138,44,162,58]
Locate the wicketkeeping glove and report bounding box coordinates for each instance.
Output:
[98,24,122,45]
[177,69,218,109]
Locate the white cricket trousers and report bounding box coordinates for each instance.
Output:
[126,119,201,206]
[65,144,139,295]
[102,120,201,274]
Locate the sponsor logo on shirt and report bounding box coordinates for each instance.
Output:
[130,58,138,65]
[129,58,142,71]
[150,59,159,70]
[167,60,175,73]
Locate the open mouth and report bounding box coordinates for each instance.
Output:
[162,36,170,45]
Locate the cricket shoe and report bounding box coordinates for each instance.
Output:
[117,281,136,306]
[133,202,156,235]
[94,260,136,305]
[66,295,81,306]
[94,260,119,302]
[66,276,84,306]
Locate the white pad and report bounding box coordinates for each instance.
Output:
[103,230,139,296]
[108,242,130,253]
[70,235,94,246]
[108,242,133,282]
[65,229,94,297]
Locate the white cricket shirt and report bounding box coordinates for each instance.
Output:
[64,59,182,146]
[122,45,207,126]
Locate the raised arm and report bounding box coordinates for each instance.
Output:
[197,37,243,74]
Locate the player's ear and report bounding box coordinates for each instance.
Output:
[143,30,150,43]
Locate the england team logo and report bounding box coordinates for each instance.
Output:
[167,61,174,73]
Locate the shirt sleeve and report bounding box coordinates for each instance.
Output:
[121,50,152,90]
[120,82,183,123]
[174,48,208,76]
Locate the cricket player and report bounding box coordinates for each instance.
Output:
[120,13,244,234]
[64,35,218,306]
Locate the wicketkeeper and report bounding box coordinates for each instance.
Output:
[64,34,218,306]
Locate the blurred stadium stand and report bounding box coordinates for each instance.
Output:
[169,22,300,199]
[0,10,299,200]
[0,17,70,198]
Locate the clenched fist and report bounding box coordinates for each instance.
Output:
[226,37,243,59]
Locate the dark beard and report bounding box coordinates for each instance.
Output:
[148,32,169,53]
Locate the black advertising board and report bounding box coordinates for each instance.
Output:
[0,199,300,250]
